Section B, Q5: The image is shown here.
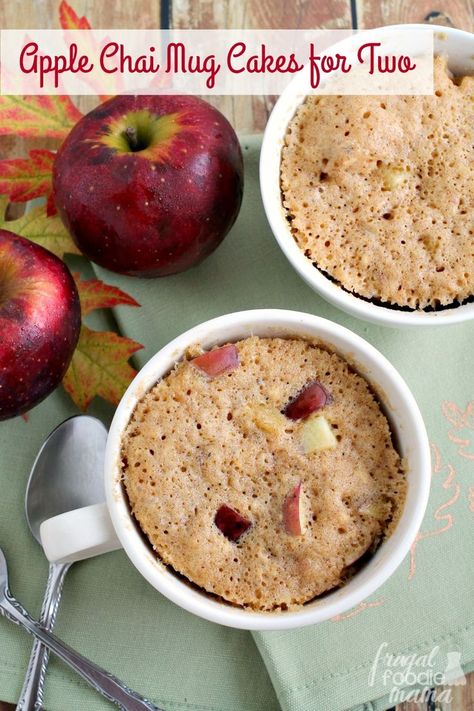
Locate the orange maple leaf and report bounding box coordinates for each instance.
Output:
[63,273,143,411]
[59,0,92,30]
[73,272,140,316]
[0,196,79,259]
[63,325,143,411]
[0,96,82,140]
[0,150,55,204]
[58,0,116,100]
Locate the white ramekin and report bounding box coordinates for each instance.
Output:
[260,26,474,328]
[41,310,431,630]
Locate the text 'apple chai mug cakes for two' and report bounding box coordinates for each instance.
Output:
[121,337,406,611]
[280,56,474,312]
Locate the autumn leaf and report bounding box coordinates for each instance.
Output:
[63,325,143,411]
[73,272,140,316]
[64,273,143,410]
[0,149,55,204]
[59,0,92,29]
[0,198,80,259]
[58,1,115,101]
[0,96,82,140]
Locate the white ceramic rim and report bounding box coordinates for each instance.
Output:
[104,309,431,630]
[260,25,474,328]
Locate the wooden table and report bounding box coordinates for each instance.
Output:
[0,1,473,709]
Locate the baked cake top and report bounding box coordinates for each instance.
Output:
[121,336,406,611]
[281,57,474,310]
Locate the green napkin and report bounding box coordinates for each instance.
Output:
[0,136,473,711]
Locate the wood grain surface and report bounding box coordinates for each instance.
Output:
[0,1,472,710]
[357,0,474,30]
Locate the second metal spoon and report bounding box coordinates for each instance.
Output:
[0,546,161,711]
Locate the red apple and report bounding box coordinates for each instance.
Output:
[284,380,332,420]
[191,344,239,378]
[53,95,243,277]
[0,229,80,420]
[215,505,251,542]
[283,482,305,536]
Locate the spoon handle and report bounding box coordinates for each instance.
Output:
[16,562,70,711]
[2,589,162,711]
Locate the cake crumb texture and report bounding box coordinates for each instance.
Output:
[122,337,406,611]
[281,57,474,309]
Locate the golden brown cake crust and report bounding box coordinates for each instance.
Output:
[121,337,406,611]
[281,57,474,310]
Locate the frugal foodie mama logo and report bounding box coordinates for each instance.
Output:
[368,642,466,704]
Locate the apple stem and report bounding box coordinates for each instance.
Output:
[124,126,139,151]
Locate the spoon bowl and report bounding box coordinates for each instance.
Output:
[25,415,108,542]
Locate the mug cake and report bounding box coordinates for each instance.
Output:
[121,336,406,612]
[280,56,474,310]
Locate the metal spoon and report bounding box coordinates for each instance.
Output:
[18,416,108,710]
[0,546,161,710]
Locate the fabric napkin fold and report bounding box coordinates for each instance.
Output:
[0,135,473,711]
